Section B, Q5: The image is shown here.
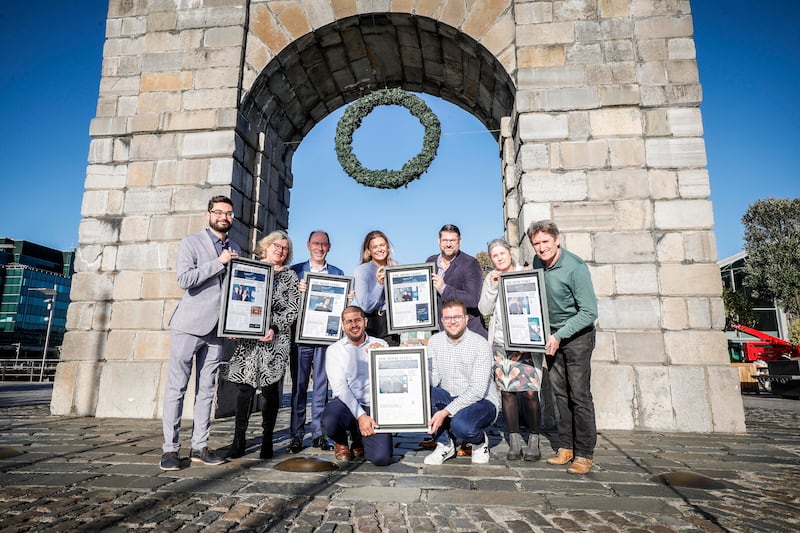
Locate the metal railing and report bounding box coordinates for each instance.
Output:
[0,359,58,382]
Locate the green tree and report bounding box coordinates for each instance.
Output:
[721,287,758,327]
[475,250,493,275]
[742,198,800,319]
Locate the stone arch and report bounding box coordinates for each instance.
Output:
[54,0,746,435]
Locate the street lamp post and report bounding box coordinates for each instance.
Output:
[28,284,58,382]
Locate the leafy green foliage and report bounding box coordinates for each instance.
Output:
[475,251,493,275]
[722,287,758,327]
[334,89,441,189]
[742,198,800,319]
[789,319,800,347]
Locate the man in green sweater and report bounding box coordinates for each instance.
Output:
[528,220,598,475]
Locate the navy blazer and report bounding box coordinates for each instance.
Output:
[290,261,344,278]
[426,251,488,338]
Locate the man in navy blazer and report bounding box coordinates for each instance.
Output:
[287,230,344,453]
[160,195,242,471]
[427,224,488,338]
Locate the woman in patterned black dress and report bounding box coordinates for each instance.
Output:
[223,230,300,459]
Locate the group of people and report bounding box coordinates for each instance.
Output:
[159,195,599,476]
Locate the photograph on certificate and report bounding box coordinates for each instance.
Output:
[499,269,550,352]
[385,263,438,334]
[368,347,431,432]
[295,273,354,345]
[218,257,273,339]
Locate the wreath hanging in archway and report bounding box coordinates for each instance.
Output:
[334,88,441,189]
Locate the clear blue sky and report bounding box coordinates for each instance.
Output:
[1,1,797,274]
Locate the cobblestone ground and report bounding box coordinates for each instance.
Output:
[1,400,798,532]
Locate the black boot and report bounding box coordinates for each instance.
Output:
[260,382,280,460]
[260,432,274,460]
[227,384,254,459]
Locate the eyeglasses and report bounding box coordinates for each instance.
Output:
[209,210,234,218]
[442,314,465,322]
[271,243,289,253]
[343,318,365,325]
[440,238,459,244]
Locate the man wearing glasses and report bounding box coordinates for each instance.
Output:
[426,224,487,338]
[287,231,344,454]
[160,195,242,471]
[424,299,500,465]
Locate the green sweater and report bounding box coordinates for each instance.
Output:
[533,248,598,341]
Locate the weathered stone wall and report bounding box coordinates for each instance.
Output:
[54,0,745,434]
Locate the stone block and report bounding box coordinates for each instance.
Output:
[706,366,747,432]
[677,169,710,198]
[636,61,667,85]
[518,65,585,88]
[521,171,587,201]
[110,300,165,330]
[568,111,590,139]
[120,215,150,242]
[614,199,652,230]
[113,137,132,162]
[104,36,145,57]
[599,0,631,19]
[615,331,665,363]
[204,25,244,48]
[99,75,141,97]
[597,297,661,329]
[130,133,182,160]
[589,107,642,137]
[162,110,218,131]
[518,45,565,68]
[182,130,237,157]
[74,245,103,273]
[128,162,154,187]
[95,362,161,418]
[147,10,177,32]
[194,66,240,89]
[88,138,114,164]
[142,271,183,300]
[541,87,599,111]
[634,15,693,40]
[61,331,108,362]
[667,107,703,136]
[552,202,615,232]
[89,117,128,137]
[519,113,569,140]
[668,37,696,60]
[517,22,575,46]
[608,138,646,167]
[648,169,678,199]
[112,270,144,301]
[139,71,192,92]
[137,92,181,113]
[640,84,702,107]
[183,88,238,110]
[78,217,122,245]
[660,297,688,330]
[586,169,648,200]
[51,361,103,416]
[634,366,675,430]
[520,203,552,236]
[480,12,514,58]
[566,42,602,64]
[683,230,717,262]
[665,330,729,365]
[598,84,639,106]
[106,330,138,360]
[666,60,699,83]
[116,242,173,270]
[592,364,635,430]
[659,263,722,297]
[557,140,608,169]
[669,366,712,432]
[123,188,172,215]
[686,297,712,329]
[147,214,194,241]
[515,2,553,24]
[615,263,658,295]
[593,330,614,362]
[644,109,669,136]
[594,232,655,263]
[65,301,95,331]
[603,40,634,62]
[85,164,128,189]
[654,199,713,229]
[589,264,614,297]
[134,330,171,359]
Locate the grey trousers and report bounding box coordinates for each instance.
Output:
[162,329,225,453]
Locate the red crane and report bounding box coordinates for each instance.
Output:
[728,322,800,362]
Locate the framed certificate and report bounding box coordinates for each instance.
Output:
[368,346,431,433]
[295,272,354,345]
[384,263,438,334]
[218,257,274,339]
[498,269,550,352]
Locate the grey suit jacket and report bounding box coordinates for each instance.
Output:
[169,229,242,337]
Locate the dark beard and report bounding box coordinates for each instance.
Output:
[209,219,231,234]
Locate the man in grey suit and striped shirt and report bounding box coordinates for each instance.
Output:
[160,195,242,471]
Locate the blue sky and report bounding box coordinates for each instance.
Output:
[1,1,796,275]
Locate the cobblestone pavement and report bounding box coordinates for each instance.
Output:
[1,395,798,532]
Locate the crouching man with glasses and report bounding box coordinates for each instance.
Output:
[424,299,500,465]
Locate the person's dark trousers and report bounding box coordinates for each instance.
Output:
[429,386,496,445]
[365,311,400,346]
[320,398,393,465]
[548,327,597,459]
[260,381,281,458]
[227,383,255,457]
[289,344,329,439]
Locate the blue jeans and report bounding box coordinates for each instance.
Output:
[289,344,329,439]
[430,386,496,445]
[320,398,393,466]
[548,327,597,459]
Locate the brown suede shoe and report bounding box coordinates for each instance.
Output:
[546,448,574,465]
[567,456,593,475]
[333,443,351,461]
[351,446,364,458]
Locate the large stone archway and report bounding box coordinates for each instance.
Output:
[53,0,745,433]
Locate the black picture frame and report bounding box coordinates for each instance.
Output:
[368,346,431,433]
[384,263,438,334]
[498,269,550,352]
[295,272,354,345]
[217,257,274,339]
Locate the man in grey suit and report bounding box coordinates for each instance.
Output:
[160,195,242,471]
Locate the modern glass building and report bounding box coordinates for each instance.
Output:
[0,238,74,359]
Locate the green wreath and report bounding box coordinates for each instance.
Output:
[335,88,441,189]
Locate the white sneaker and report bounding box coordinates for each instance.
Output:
[423,438,456,465]
[471,433,490,464]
